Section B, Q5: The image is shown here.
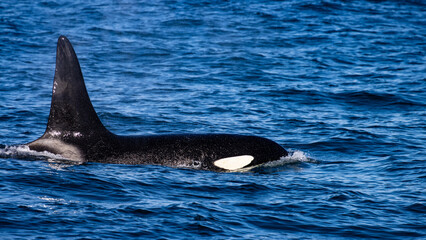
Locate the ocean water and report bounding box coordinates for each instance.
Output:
[0,0,425,239]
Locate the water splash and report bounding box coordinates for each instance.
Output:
[263,149,317,168]
[235,150,317,173]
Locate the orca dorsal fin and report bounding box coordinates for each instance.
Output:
[43,36,108,138]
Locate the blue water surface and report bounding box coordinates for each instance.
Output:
[0,0,425,239]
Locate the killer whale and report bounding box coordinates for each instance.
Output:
[26,36,287,171]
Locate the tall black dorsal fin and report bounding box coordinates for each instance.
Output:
[44,36,108,138]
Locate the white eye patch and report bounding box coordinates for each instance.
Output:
[214,155,254,170]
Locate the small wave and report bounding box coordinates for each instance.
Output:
[334,91,424,108]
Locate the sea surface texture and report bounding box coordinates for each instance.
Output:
[0,0,425,239]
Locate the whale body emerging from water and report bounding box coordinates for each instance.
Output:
[26,36,287,171]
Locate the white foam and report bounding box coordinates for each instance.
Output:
[262,150,315,168]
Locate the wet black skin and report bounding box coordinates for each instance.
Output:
[27,36,287,171]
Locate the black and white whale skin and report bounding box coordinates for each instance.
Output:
[27,36,287,171]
